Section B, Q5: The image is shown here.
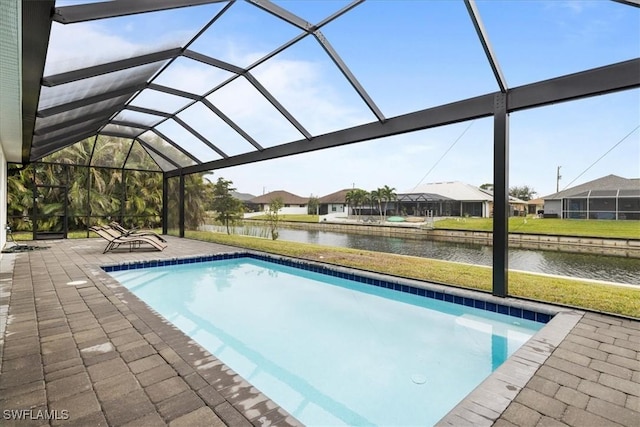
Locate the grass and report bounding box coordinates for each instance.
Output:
[186,230,640,318]
[245,214,319,223]
[435,217,640,239]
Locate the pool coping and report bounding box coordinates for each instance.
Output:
[102,250,559,324]
[100,249,583,425]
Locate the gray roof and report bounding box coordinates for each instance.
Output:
[231,191,256,202]
[544,175,640,199]
[317,189,352,204]
[397,193,452,202]
[250,190,308,205]
[402,182,493,202]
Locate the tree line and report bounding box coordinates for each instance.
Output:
[7,137,214,234]
[479,183,537,201]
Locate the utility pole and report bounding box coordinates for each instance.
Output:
[556,166,562,193]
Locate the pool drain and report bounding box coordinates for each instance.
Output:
[411,374,426,384]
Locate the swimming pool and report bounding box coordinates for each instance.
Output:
[108,254,546,426]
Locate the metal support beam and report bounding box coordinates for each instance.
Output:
[163,58,640,178]
[179,174,185,238]
[37,83,146,118]
[87,135,98,168]
[21,0,55,163]
[162,174,168,235]
[122,139,135,170]
[53,0,227,24]
[31,131,98,162]
[201,99,264,150]
[314,30,385,122]
[108,120,150,132]
[125,105,172,118]
[244,72,312,140]
[34,121,104,147]
[182,50,246,75]
[247,0,313,31]
[315,0,364,28]
[172,116,228,158]
[508,58,640,112]
[464,0,508,92]
[135,138,181,170]
[34,108,119,135]
[147,83,200,100]
[612,0,640,8]
[98,131,137,139]
[492,93,509,297]
[165,93,496,177]
[42,48,180,86]
[149,129,203,164]
[120,167,126,221]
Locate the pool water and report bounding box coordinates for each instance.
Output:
[110,258,543,426]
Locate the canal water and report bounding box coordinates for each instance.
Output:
[202,225,640,285]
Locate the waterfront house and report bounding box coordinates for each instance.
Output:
[527,197,545,215]
[398,182,530,218]
[398,181,493,217]
[248,191,309,215]
[317,189,351,215]
[543,174,640,220]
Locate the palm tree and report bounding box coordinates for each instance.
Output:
[380,185,397,219]
[345,189,355,219]
[8,135,217,236]
[7,166,34,231]
[348,189,368,220]
[370,188,383,221]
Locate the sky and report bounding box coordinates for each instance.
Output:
[46,0,640,198]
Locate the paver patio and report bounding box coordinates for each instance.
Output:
[0,237,638,426]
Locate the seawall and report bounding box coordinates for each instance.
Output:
[243,220,640,258]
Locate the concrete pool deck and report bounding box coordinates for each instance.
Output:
[0,237,638,426]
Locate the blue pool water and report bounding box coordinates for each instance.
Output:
[109,257,544,426]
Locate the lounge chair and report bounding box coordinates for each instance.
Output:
[90,226,167,253]
[109,221,167,242]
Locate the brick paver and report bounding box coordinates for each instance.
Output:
[492,312,640,427]
[0,238,301,427]
[1,237,638,426]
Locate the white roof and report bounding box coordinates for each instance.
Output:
[402,181,493,202]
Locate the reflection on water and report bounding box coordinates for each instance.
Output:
[203,225,640,285]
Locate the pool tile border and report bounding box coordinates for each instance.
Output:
[102,251,557,324]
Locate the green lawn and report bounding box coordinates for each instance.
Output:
[435,217,640,239]
[186,230,640,318]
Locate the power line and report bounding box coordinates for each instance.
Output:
[560,124,640,192]
[410,120,475,192]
